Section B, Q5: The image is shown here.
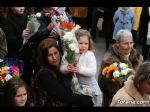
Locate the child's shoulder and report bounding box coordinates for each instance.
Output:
[85,51,95,56]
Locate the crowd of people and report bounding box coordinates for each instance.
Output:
[0,7,150,107]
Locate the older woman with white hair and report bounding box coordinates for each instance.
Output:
[98,29,143,107]
[110,61,150,107]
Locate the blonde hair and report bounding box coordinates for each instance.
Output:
[75,29,95,52]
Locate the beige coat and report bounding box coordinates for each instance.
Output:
[110,75,150,107]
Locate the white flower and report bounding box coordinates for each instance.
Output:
[113,70,120,78]
[0,58,3,62]
[4,74,13,82]
[121,69,128,75]
[119,63,128,69]
[63,32,73,41]
[126,68,132,73]
[113,62,118,66]
[36,12,41,18]
[69,43,76,51]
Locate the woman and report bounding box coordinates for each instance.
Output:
[98,29,143,106]
[2,7,28,74]
[35,38,93,106]
[1,77,29,107]
[110,62,150,107]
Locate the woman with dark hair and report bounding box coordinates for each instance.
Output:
[35,38,93,107]
[1,77,29,107]
[2,7,27,74]
[110,61,150,106]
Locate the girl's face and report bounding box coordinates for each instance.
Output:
[78,36,89,53]
[11,7,25,15]
[48,46,60,66]
[14,86,27,107]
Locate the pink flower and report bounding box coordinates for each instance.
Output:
[10,66,20,74]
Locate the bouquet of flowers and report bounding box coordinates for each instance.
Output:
[102,62,134,83]
[60,19,81,93]
[61,22,81,63]
[0,65,20,85]
[21,12,41,47]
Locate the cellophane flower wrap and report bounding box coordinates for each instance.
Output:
[20,12,41,51]
[102,62,134,84]
[0,65,21,86]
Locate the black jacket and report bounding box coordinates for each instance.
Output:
[36,65,93,107]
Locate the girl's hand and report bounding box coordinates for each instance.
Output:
[67,64,79,74]
[67,64,74,73]
[73,64,79,74]
[22,29,30,37]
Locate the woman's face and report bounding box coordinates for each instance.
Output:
[43,7,51,17]
[117,37,134,55]
[11,7,25,15]
[14,86,27,107]
[140,79,150,95]
[78,36,89,54]
[48,46,60,66]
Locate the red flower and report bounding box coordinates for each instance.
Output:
[59,21,75,31]
[67,22,75,30]
[1,73,6,79]
[60,21,67,30]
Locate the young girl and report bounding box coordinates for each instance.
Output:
[60,29,103,106]
[1,77,29,107]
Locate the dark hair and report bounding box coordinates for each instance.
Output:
[37,38,62,67]
[133,62,150,89]
[3,77,28,106]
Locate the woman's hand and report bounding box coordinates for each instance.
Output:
[50,30,59,39]
[47,22,54,31]
[22,28,31,37]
